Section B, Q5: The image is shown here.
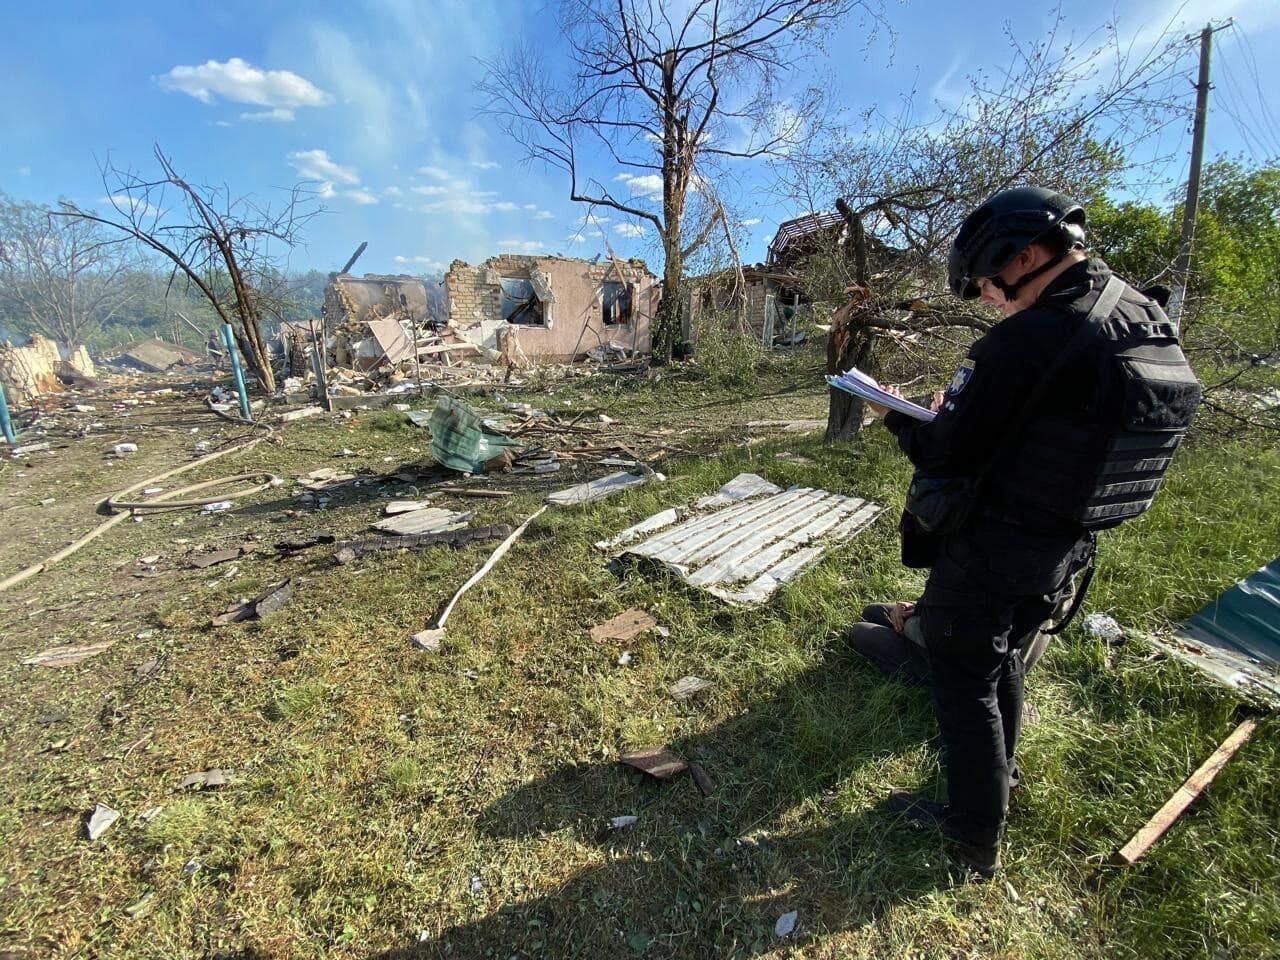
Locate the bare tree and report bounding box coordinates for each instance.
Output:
[479,0,882,363]
[56,147,318,392]
[0,193,138,350]
[781,13,1196,438]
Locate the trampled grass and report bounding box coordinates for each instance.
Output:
[0,354,1276,959]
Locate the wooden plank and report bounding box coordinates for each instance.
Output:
[1112,718,1259,866]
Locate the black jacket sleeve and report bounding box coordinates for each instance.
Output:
[883,312,1064,476]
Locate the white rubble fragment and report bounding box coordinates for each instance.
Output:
[1082,613,1124,644]
[86,803,120,840]
[113,443,138,455]
[775,911,798,938]
[200,501,233,514]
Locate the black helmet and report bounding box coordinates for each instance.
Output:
[948,186,1086,299]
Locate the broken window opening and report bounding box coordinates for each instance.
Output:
[500,277,545,326]
[601,281,633,326]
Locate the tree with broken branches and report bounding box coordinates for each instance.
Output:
[479,0,882,364]
[782,12,1196,438]
[0,193,139,351]
[56,147,318,393]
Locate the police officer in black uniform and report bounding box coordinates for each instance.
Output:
[865,186,1199,877]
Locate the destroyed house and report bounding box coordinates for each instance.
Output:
[444,255,659,361]
[323,272,445,372]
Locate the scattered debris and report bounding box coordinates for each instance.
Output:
[694,472,781,511]
[1111,719,1258,866]
[275,532,337,555]
[609,815,638,830]
[617,650,633,666]
[179,769,231,790]
[748,419,825,434]
[134,657,164,680]
[372,507,474,537]
[610,481,883,605]
[22,641,116,668]
[112,443,138,455]
[189,547,246,569]
[334,525,513,564]
[279,405,325,422]
[411,631,443,653]
[594,508,682,552]
[436,487,513,499]
[212,579,293,626]
[590,609,658,643]
[619,746,688,780]
[137,806,163,823]
[138,555,161,565]
[85,803,120,841]
[469,875,484,895]
[775,910,799,938]
[1082,613,1125,644]
[10,441,51,456]
[688,762,716,797]
[547,470,662,506]
[385,498,442,514]
[669,676,712,701]
[200,501,233,515]
[182,857,205,876]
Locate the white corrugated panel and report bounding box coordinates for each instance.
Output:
[616,486,882,605]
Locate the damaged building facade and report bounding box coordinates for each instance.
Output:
[444,255,659,363]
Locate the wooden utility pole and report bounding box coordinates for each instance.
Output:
[1169,21,1233,322]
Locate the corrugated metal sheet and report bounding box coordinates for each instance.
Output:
[614,486,882,605]
[1159,557,1280,707]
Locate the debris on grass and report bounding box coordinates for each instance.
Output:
[617,650,633,666]
[22,641,116,668]
[112,442,138,455]
[179,769,231,790]
[137,806,163,822]
[774,910,798,938]
[609,815,638,830]
[371,507,473,537]
[411,631,443,653]
[384,498,442,514]
[594,508,683,552]
[590,609,658,643]
[619,746,688,780]
[1083,613,1125,644]
[189,546,246,568]
[610,483,883,605]
[335,525,514,564]
[212,579,293,626]
[669,676,712,701]
[134,657,163,680]
[200,501,232,515]
[547,470,663,506]
[694,472,781,510]
[469,875,484,895]
[85,803,120,840]
[688,762,716,796]
[275,532,337,555]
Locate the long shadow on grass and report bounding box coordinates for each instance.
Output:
[377,652,952,959]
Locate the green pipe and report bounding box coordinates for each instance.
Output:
[0,378,14,444]
[221,323,253,422]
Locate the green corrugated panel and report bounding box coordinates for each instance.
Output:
[428,396,521,474]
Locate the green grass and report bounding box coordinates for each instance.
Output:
[0,353,1277,959]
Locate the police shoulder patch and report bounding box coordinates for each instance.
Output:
[946,359,975,396]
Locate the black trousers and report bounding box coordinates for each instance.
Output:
[918,517,1085,849]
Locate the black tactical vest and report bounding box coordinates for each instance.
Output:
[990,284,1201,531]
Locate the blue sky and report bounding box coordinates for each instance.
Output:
[3,0,1277,277]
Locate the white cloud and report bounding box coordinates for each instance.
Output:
[613,222,647,237]
[411,185,449,196]
[100,195,164,218]
[346,189,379,205]
[17,166,31,176]
[157,58,331,114]
[384,186,403,197]
[739,217,762,226]
[471,160,500,170]
[288,149,360,185]
[213,120,233,128]
[394,255,446,271]
[317,182,337,200]
[497,239,549,254]
[240,107,296,122]
[532,210,554,220]
[493,201,519,211]
[614,172,664,198]
[417,165,451,180]
[576,213,611,226]
[523,203,538,210]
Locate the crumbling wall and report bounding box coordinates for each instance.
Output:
[0,335,95,403]
[325,274,431,330]
[445,255,658,361]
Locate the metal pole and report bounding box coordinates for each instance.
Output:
[221,323,253,422]
[0,379,16,444]
[1169,22,1230,322]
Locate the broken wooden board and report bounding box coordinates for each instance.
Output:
[384,498,442,515]
[614,486,883,605]
[212,579,294,626]
[22,641,116,668]
[1111,718,1259,866]
[371,507,473,537]
[619,746,688,780]
[590,609,658,643]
